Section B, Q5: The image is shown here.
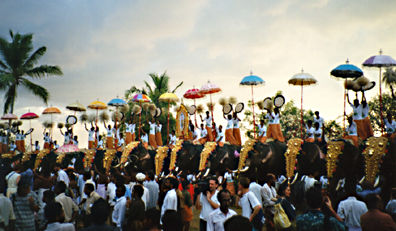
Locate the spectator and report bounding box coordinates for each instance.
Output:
[207,189,237,231]
[161,178,180,222]
[195,177,220,231]
[162,210,182,231]
[55,181,79,223]
[124,184,145,231]
[181,179,193,231]
[296,185,345,231]
[38,190,56,230]
[0,186,15,231]
[112,184,127,230]
[303,172,318,192]
[54,163,70,187]
[81,198,115,231]
[337,187,367,231]
[277,182,296,223]
[144,171,159,209]
[44,202,75,231]
[386,188,396,222]
[135,172,150,209]
[12,182,40,231]
[249,176,263,205]
[80,183,101,227]
[5,164,21,198]
[360,194,396,231]
[223,215,252,231]
[261,173,277,213]
[143,208,161,231]
[238,177,262,231]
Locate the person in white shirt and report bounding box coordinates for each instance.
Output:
[238,177,262,222]
[44,202,75,231]
[337,190,368,231]
[125,121,134,144]
[54,181,78,223]
[155,120,163,146]
[0,191,15,231]
[313,122,323,143]
[257,119,267,143]
[141,130,149,149]
[345,116,359,147]
[304,120,315,143]
[97,135,104,150]
[112,184,127,230]
[347,93,361,121]
[223,114,237,145]
[356,93,374,140]
[85,125,95,149]
[134,173,150,210]
[148,119,158,149]
[385,113,396,137]
[224,169,235,196]
[195,177,220,231]
[161,177,179,222]
[261,174,277,213]
[232,112,242,146]
[200,111,214,142]
[144,172,159,210]
[216,125,225,147]
[314,111,325,129]
[303,174,318,192]
[207,189,237,231]
[265,108,285,142]
[54,163,70,187]
[249,177,263,205]
[43,131,51,149]
[199,124,208,144]
[117,133,125,151]
[168,130,177,148]
[104,124,115,149]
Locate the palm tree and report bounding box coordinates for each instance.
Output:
[383,68,396,99]
[0,30,62,113]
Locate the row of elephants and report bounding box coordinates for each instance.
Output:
[2,136,396,202]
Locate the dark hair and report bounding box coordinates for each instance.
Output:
[306,185,323,209]
[365,193,381,210]
[181,179,189,190]
[162,210,182,231]
[217,189,231,202]
[133,184,144,198]
[144,208,161,229]
[55,181,66,193]
[85,183,94,192]
[91,198,110,224]
[169,177,179,189]
[147,171,155,181]
[239,177,250,189]
[224,215,252,231]
[209,176,219,185]
[44,202,63,223]
[117,184,126,195]
[43,190,55,203]
[277,182,289,197]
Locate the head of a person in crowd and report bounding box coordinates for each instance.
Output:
[259,119,264,126]
[144,208,161,230]
[266,173,276,186]
[353,98,359,107]
[228,114,232,120]
[53,163,62,172]
[43,189,55,204]
[90,126,95,132]
[132,184,144,200]
[315,111,320,118]
[45,202,65,223]
[218,189,232,214]
[205,111,210,118]
[250,175,257,184]
[116,184,126,199]
[45,132,49,137]
[107,124,111,130]
[347,116,353,125]
[17,182,30,197]
[181,179,189,191]
[136,173,146,184]
[209,177,219,193]
[238,176,250,192]
[314,122,320,130]
[362,97,367,107]
[54,181,67,195]
[98,135,102,141]
[168,177,179,190]
[224,215,252,231]
[84,183,95,197]
[115,174,125,185]
[171,130,175,136]
[274,107,280,115]
[278,182,291,198]
[83,171,91,181]
[306,185,323,210]
[365,193,383,210]
[147,171,155,181]
[218,125,223,132]
[162,210,182,231]
[200,123,204,130]
[307,120,313,128]
[91,198,110,225]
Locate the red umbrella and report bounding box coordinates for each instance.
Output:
[21,112,39,152]
[200,81,221,124]
[184,88,205,127]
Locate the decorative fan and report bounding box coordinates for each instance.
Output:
[223,103,233,115]
[263,97,272,110]
[235,102,244,113]
[274,95,285,108]
[66,115,77,125]
[188,105,196,115]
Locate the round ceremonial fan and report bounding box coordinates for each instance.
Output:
[155,108,162,118]
[223,103,233,114]
[274,95,285,108]
[150,109,156,117]
[66,115,77,125]
[235,102,244,113]
[188,105,196,115]
[263,97,272,110]
[362,81,376,92]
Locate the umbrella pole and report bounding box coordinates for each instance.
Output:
[30,120,33,152]
[167,101,170,145]
[115,107,118,147]
[194,99,198,127]
[379,67,384,134]
[343,87,346,135]
[95,109,98,144]
[139,102,142,141]
[210,94,214,125]
[301,85,304,139]
[251,85,256,139]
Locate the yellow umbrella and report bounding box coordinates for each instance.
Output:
[88,101,107,110]
[159,93,179,144]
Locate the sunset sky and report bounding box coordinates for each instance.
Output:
[1,0,395,146]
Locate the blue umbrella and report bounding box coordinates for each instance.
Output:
[240,73,265,138]
[108,98,126,107]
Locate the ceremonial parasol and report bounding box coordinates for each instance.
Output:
[88,100,107,141]
[42,107,61,138]
[330,60,363,132]
[108,98,127,141]
[288,69,317,138]
[363,49,396,134]
[131,94,152,139]
[21,112,39,152]
[183,88,204,127]
[159,92,179,143]
[56,144,79,153]
[200,81,221,125]
[240,73,265,138]
[66,101,86,113]
[1,113,18,151]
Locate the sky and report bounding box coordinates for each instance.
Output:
[1,0,396,148]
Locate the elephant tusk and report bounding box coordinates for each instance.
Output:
[240,166,249,172]
[175,167,179,172]
[374,176,380,188]
[291,172,299,185]
[204,168,210,177]
[359,176,365,184]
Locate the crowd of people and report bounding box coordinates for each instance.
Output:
[0,158,396,231]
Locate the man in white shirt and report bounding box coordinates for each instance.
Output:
[0,191,15,231]
[238,177,262,222]
[249,177,263,205]
[54,181,78,223]
[195,177,220,231]
[134,173,150,209]
[112,184,127,230]
[337,190,368,231]
[207,189,237,231]
[160,177,179,222]
[314,111,325,128]
[143,171,159,209]
[44,202,75,231]
[261,174,277,213]
[54,163,70,187]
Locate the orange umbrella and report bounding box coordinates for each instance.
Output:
[42,107,61,139]
[88,100,108,140]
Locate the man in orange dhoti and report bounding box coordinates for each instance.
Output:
[105,124,114,149]
[149,120,157,149]
[313,122,323,143]
[201,112,214,142]
[155,121,163,146]
[141,130,149,149]
[168,130,177,149]
[216,125,225,147]
[85,125,95,149]
[257,119,267,143]
[348,93,373,141]
[232,112,242,146]
[345,117,359,147]
[224,114,237,145]
[43,131,51,149]
[265,108,285,142]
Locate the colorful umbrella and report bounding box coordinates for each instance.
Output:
[88,101,107,110]
[289,69,317,138]
[131,94,152,139]
[200,81,221,125]
[159,93,179,143]
[363,49,396,134]
[331,60,363,132]
[42,107,61,139]
[184,88,205,127]
[56,144,79,153]
[240,73,265,138]
[66,101,86,112]
[108,98,127,142]
[21,112,39,152]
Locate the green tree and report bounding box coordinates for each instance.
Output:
[0,30,62,113]
[383,68,396,99]
[368,93,395,133]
